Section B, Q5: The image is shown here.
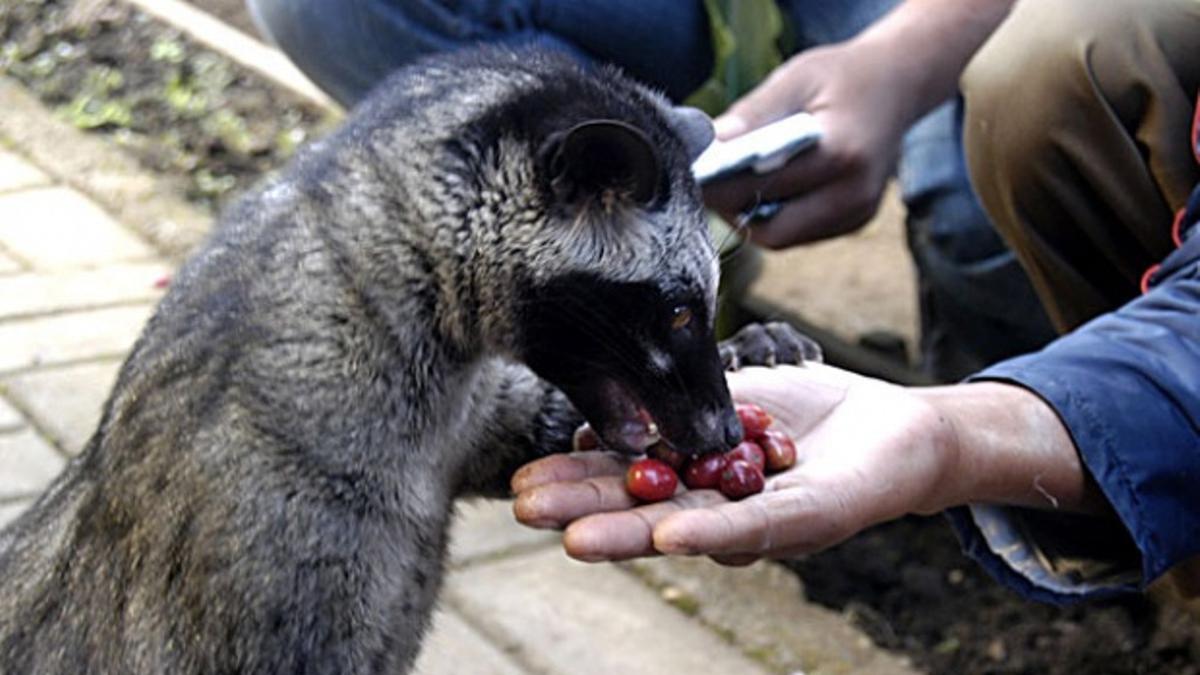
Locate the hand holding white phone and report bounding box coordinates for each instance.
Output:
[692,111,823,185]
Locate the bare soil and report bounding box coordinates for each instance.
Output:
[1,1,1196,673]
[0,0,336,213]
[789,516,1199,674]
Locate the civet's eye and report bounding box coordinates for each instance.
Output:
[670,305,693,331]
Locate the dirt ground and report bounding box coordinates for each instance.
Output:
[753,186,917,354]
[0,0,336,211]
[2,1,1197,672]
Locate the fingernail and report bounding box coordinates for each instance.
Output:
[510,468,533,493]
[512,494,552,527]
[713,115,746,140]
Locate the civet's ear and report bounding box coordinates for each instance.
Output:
[543,119,661,205]
[666,106,715,163]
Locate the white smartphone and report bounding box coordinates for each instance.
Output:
[691,111,823,185]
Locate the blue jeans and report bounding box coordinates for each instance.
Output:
[248,0,716,105]
[249,0,1055,380]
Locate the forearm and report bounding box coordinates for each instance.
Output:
[916,381,1110,515]
[850,0,1015,127]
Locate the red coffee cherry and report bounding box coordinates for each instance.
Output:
[726,440,765,471]
[719,459,765,500]
[736,403,772,440]
[626,458,679,502]
[682,453,728,490]
[760,429,797,472]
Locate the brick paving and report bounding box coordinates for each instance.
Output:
[0,72,918,674]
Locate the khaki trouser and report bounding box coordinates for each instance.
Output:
[962,0,1200,597]
[962,0,1200,333]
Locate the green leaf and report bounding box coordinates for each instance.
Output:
[58,95,132,130]
[149,37,186,64]
[685,0,786,114]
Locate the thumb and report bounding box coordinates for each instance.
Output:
[712,63,813,141]
[712,110,751,141]
[652,485,857,557]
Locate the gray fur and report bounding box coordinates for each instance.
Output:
[0,46,764,673]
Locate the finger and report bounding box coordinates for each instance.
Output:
[712,114,749,141]
[712,63,817,141]
[712,95,776,141]
[510,451,625,494]
[513,475,635,530]
[653,487,852,557]
[701,146,841,218]
[562,489,729,562]
[652,494,773,555]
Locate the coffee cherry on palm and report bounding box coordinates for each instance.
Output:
[726,440,765,471]
[719,459,765,499]
[682,453,728,490]
[760,429,797,472]
[736,403,772,440]
[626,458,679,502]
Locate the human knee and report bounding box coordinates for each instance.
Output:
[962,0,1197,224]
[962,1,1109,190]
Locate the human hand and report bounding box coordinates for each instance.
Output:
[703,38,918,248]
[511,364,961,564]
[702,0,1018,246]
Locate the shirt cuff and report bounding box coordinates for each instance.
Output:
[944,504,1141,605]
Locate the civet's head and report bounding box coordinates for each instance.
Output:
[466,54,743,457]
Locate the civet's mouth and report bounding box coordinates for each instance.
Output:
[577,379,662,456]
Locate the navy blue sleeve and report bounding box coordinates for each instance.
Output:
[946,224,1200,604]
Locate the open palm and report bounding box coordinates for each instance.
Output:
[512,364,958,564]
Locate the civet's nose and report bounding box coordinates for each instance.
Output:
[722,408,744,449]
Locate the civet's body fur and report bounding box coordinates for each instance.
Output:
[0,46,790,673]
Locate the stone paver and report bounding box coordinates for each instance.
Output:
[0,186,156,270]
[445,547,772,675]
[448,498,557,565]
[630,557,919,675]
[0,249,22,274]
[3,360,122,455]
[413,607,530,675]
[0,396,25,433]
[0,304,153,375]
[0,428,65,499]
[0,78,215,258]
[0,149,49,193]
[0,262,170,320]
[0,498,33,530]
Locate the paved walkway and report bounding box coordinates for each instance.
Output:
[0,74,916,674]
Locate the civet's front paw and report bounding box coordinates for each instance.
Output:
[719,321,823,371]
